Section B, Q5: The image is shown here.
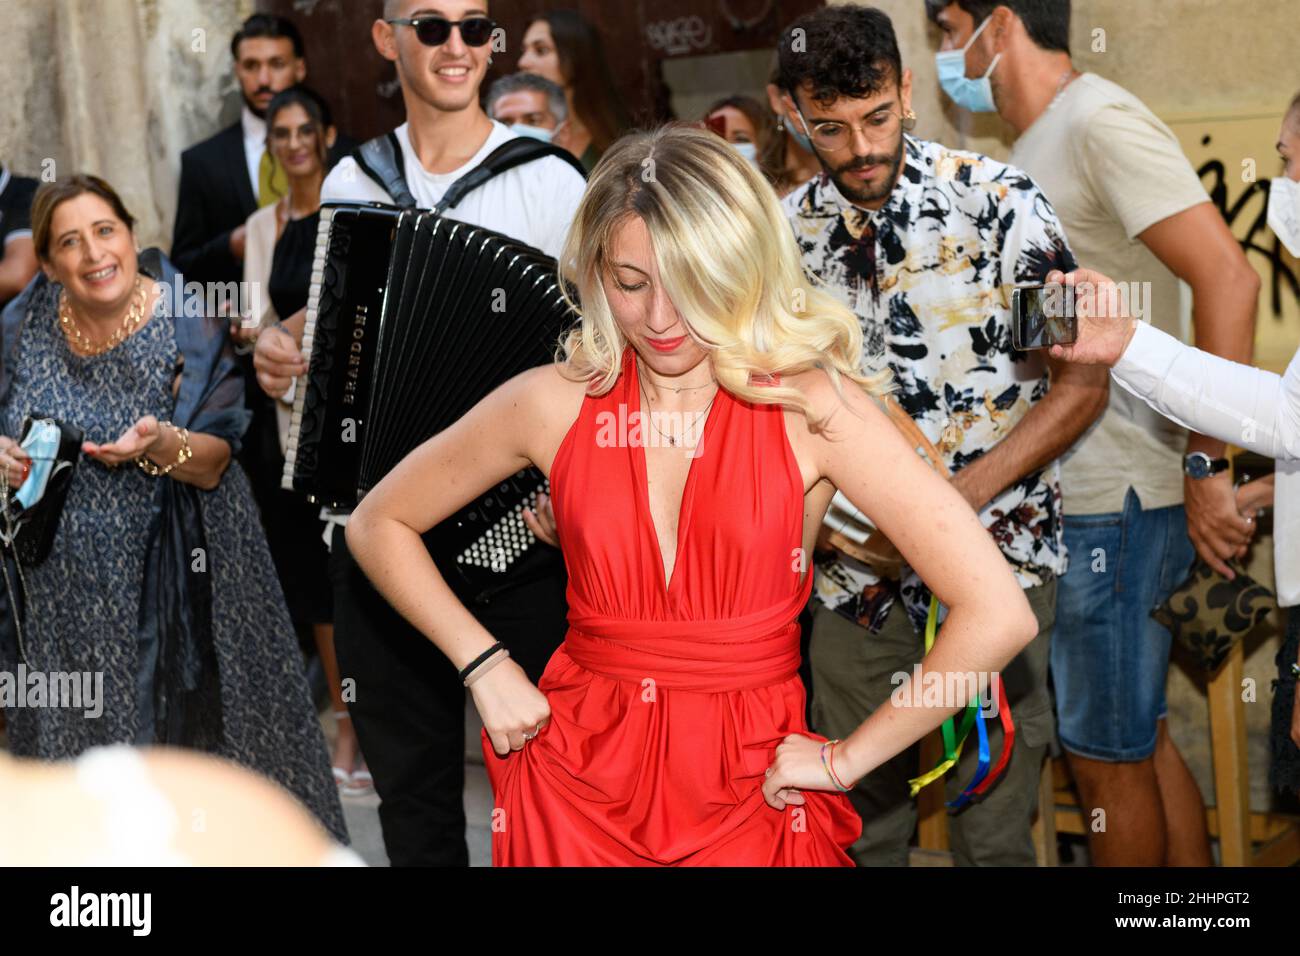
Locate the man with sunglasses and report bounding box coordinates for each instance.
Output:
[253,0,585,868]
[776,4,1109,866]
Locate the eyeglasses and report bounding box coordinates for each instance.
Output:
[386,15,497,48]
[790,100,912,152]
[269,125,320,144]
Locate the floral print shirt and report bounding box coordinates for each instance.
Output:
[782,135,1077,634]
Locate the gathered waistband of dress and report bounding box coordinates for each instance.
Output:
[562,593,808,692]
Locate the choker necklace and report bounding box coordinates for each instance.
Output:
[635,356,717,393]
[636,363,718,449]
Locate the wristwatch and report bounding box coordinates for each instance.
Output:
[1183,452,1230,479]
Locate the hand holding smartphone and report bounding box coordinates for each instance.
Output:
[1011,282,1078,351]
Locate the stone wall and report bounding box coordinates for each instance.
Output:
[0,0,254,250]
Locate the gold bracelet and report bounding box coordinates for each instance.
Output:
[137,421,193,477]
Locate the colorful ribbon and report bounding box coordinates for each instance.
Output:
[906,595,1015,808]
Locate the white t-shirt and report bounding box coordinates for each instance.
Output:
[321,119,585,258]
[1009,73,1210,515]
[315,119,586,533]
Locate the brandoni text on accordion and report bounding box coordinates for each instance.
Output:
[282,202,579,600]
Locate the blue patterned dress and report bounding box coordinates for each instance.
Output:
[0,274,346,842]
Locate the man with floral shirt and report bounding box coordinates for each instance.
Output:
[776,4,1109,866]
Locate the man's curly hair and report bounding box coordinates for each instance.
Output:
[774,5,902,107]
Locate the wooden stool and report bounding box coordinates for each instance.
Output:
[1050,640,1300,866]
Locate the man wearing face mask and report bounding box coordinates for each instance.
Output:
[486,72,567,144]
[777,4,1109,866]
[926,0,1260,867]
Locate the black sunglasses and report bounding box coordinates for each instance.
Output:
[386,15,497,48]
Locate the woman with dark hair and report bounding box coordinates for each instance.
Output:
[518,9,631,171]
[237,85,370,797]
[763,64,821,198]
[0,174,346,843]
[702,95,780,186]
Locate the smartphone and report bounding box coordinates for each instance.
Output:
[1011,283,1077,350]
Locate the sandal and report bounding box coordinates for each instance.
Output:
[332,711,356,790]
[342,766,374,799]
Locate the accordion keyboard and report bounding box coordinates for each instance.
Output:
[455,478,549,573]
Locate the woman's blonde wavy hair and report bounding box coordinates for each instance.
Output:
[557,124,892,427]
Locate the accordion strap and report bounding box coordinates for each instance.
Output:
[354,131,589,213]
[434,137,588,213]
[352,132,419,209]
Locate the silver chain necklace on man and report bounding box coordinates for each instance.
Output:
[1048,67,1080,110]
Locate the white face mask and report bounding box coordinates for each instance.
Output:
[511,123,554,144]
[731,141,759,167]
[1268,175,1300,257]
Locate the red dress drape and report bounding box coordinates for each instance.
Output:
[482,347,862,865]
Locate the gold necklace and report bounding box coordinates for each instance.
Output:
[637,364,718,448]
[60,275,147,356]
[636,356,717,393]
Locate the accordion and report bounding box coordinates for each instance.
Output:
[282,202,577,598]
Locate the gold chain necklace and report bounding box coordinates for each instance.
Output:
[59,275,147,357]
[637,361,718,448]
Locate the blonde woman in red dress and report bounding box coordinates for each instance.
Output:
[346,125,1038,866]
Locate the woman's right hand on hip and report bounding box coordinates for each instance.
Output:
[470,656,551,755]
[0,435,31,488]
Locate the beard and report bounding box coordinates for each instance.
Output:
[823,133,905,206]
[242,87,276,119]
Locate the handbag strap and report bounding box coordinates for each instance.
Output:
[875,394,951,478]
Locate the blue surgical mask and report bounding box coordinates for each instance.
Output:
[511,123,554,144]
[732,141,759,167]
[787,123,813,153]
[14,420,62,512]
[935,16,1002,113]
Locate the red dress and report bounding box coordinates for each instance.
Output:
[482,347,862,865]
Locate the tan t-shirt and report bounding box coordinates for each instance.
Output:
[1010,73,1210,514]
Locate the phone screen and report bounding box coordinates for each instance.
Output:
[1012,283,1077,350]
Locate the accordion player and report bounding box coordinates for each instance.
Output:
[281,201,580,603]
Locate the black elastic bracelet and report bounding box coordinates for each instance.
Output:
[459,642,506,683]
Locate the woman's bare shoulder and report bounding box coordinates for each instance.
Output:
[510,360,592,402]
[778,366,882,433]
[498,361,595,432]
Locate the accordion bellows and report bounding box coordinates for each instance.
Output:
[283,202,578,594]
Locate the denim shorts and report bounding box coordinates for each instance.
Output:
[1050,488,1196,761]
